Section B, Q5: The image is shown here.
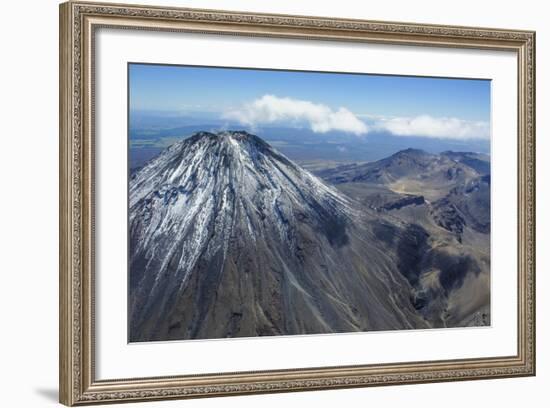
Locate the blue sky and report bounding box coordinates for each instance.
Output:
[129,63,491,140]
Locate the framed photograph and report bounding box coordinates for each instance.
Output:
[59,1,536,405]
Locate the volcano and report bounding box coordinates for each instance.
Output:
[128,131,486,342]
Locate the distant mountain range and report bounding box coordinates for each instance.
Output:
[129,131,490,342]
[317,148,489,199]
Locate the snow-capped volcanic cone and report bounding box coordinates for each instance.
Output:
[129,131,428,341]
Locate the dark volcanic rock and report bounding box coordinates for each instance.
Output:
[431,175,490,235]
[381,194,425,211]
[431,199,466,236]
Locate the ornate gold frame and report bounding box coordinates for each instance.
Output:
[59,1,536,405]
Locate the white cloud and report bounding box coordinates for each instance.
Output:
[223,95,368,135]
[374,115,490,140]
[223,95,489,140]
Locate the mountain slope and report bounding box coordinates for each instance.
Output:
[129,131,430,342]
[315,148,491,328]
